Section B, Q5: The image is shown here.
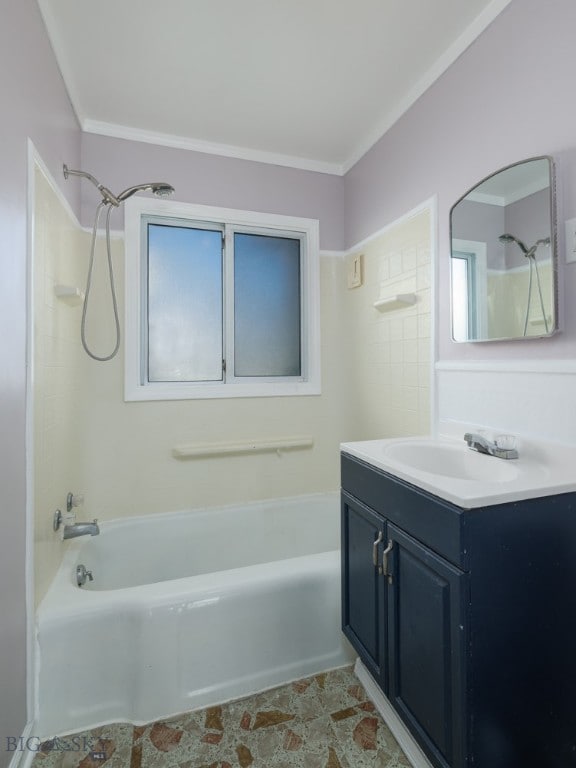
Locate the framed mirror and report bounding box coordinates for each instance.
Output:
[450,156,557,342]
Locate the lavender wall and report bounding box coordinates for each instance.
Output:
[452,199,504,269]
[81,135,345,251]
[344,0,576,360]
[505,189,550,269]
[0,0,80,761]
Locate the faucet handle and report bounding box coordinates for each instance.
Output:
[66,492,85,512]
[76,564,94,587]
[53,509,62,532]
[495,434,517,451]
[494,434,519,460]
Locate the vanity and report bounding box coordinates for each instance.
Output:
[340,436,576,768]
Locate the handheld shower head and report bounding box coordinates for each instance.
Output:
[499,233,528,254]
[500,233,551,259]
[63,165,174,206]
[116,182,175,202]
[151,183,175,198]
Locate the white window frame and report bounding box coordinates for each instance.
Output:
[124,197,320,401]
[451,238,488,341]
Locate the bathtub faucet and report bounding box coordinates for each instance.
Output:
[63,519,100,539]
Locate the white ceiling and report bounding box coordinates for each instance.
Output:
[38,0,511,175]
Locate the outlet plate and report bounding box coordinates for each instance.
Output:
[565,217,576,264]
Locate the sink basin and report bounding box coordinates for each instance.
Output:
[382,440,519,483]
[339,435,572,508]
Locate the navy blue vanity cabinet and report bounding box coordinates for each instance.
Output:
[341,492,388,688]
[386,523,467,768]
[341,451,576,768]
[341,455,467,768]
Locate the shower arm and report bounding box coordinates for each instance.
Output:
[63,164,120,207]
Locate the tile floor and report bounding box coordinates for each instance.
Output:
[33,665,411,768]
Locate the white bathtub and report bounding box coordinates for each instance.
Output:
[36,492,353,737]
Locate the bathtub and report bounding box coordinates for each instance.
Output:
[36,492,353,737]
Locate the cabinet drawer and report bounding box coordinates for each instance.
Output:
[341,453,467,569]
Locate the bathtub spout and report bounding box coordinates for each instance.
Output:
[63,520,100,539]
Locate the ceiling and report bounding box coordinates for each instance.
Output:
[466,158,551,206]
[37,0,511,175]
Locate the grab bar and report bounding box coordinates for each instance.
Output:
[172,435,314,459]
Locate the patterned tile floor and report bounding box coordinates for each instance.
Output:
[33,665,411,768]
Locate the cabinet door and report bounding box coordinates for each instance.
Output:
[386,523,468,768]
[341,492,387,688]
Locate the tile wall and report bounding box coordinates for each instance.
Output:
[32,177,433,600]
[33,167,88,604]
[344,209,432,440]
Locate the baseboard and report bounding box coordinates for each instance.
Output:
[354,659,434,768]
[7,722,36,768]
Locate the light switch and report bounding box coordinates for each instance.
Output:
[565,217,576,264]
[347,253,363,289]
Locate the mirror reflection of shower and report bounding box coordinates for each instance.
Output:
[498,233,551,336]
[63,165,174,361]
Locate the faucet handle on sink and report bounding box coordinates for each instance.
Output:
[495,434,517,451]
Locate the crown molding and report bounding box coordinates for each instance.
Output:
[466,177,549,207]
[82,119,345,177]
[40,0,512,177]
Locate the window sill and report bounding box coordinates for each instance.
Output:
[124,380,321,402]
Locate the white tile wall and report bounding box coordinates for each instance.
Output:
[33,179,351,548]
[33,167,88,604]
[343,209,432,440]
[436,361,576,445]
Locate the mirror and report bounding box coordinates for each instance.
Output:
[450,156,557,342]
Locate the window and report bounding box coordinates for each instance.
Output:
[124,198,320,400]
[451,239,487,342]
[451,251,476,342]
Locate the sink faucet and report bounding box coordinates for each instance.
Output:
[464,433,518,460]
[63,519,100,540]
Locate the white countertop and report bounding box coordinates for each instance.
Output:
[341,434,576,509]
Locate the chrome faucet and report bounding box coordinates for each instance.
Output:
[464,433,518,460]
[63,519,100,540]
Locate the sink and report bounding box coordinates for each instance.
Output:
[339,435,573,508]
[382,440,519,483]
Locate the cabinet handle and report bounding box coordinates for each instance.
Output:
[382,539,394,580]
[372,530,383,567]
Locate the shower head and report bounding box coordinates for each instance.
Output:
[152,183,175,198]
[499,233,528,254]
[500,233,551,259]
[116,182,175,202]
[63,165,174,206]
